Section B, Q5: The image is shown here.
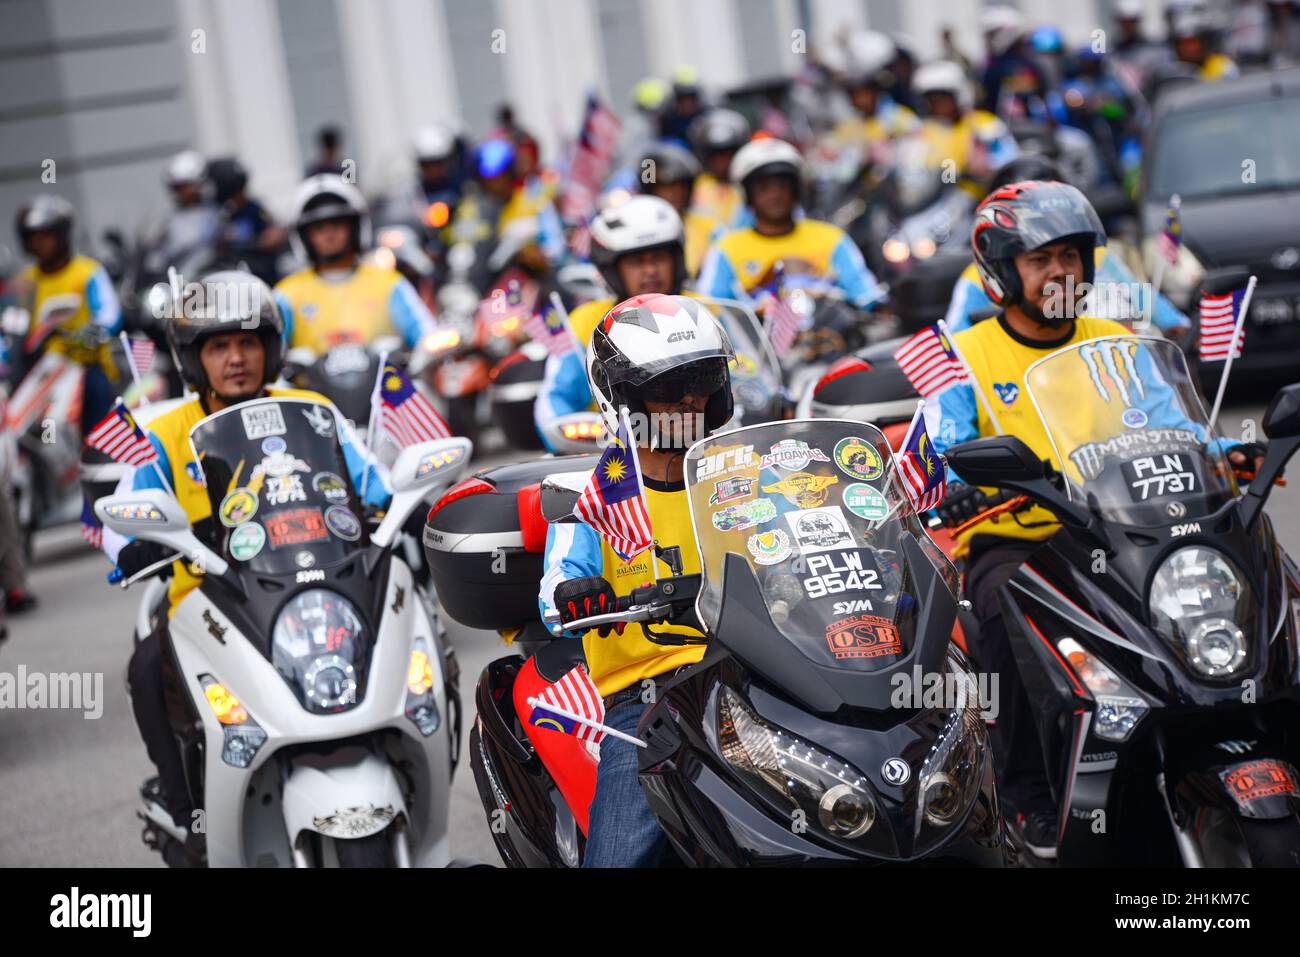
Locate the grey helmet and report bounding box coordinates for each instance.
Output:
[165,270,285,393]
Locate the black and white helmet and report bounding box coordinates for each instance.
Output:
[588,196,686,300]
[165,270,285,394]
[687,108,750,158]
[587,294,734,445]
[290,173,371,265]
[15,194,74,254]
[413,124,457,164]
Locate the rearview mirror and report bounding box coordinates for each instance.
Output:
[1200,266,1252,298]
[539,470,590,523]
[1263,383,1300,440]
[372,437,473,548]
[95,489,230,578]
[943,435,1045,487]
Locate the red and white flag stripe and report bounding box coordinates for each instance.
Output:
[1199,293,1243,361]
[86,414,157,467]
[894,326,968,397]
[538,665,606,744]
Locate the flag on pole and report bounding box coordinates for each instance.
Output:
[764,293,801,353]
[1156,194,1182,266]
[559,94,621,256]
[573,408,653,561]
[80,493,103,549]
[524,302,579,357]
[1199,285,1248,361]
[85,402,159,467]
[894,406,947,513]
[893,324,969,397]
[377,361,452,446]
[527,664,607,744]
[128,336,156,374]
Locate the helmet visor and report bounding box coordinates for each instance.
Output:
[640,357,729,403]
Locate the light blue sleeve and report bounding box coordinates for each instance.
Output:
[534,351,592,451]
[829,232,885,308]
[387,277,437,348]
[131,434,171,492]
[696,244,743,301]
[276,291,295,348]
[537,201,566,264]
[336,413,391,509]
[85,265,123,334]
[924,384,981,485]
[1095,251,1191,333]
[943,274,989,334]
[538,520,605,634]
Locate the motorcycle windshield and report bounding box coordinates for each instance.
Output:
[1024,336,1235,525]
[189,397,368,574]
[686,419,927,672]
[697,298,782,421]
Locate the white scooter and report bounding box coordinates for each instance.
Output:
[96,396,471,867]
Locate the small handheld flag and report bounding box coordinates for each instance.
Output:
[573,408,653,561]
[894,406,947,513]
[1199,285,1249,362]
[377,361,452,446]
[80,493,103,549]
[893,324,969,397]
[524,302,579,358]
[85,401,159,468]
[764,293,801,354]
[527,664,608,744]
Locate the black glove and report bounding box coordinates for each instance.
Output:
[553,576,623,637]
[936,484,991,527]
[1229,441,1268,479]
[116,540,173,580]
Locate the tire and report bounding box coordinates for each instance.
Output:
[445,394,480,447]
[334,830,396,868]
[1194,808,1300,867]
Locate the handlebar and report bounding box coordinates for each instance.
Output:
[543,574,700,635]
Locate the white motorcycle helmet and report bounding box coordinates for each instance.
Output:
[587,294,735,450]
[165,150,207,187]
[980,6,1026,57]
[729,137,804,204]
[844,29,897,85]
[913,60,974,114]
[588,195,686,300]
[290,173,372,265]
[413,125,457,164]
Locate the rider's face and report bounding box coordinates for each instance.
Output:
[172,182,202,207]
[849,85,879,116]
[200,331,265,403]
[749,174,796,223]
[305,219,353,261]
[26,230,60,262]
[705,150,734,180]
[616,248,675,296]
[643,390,709,450]
[924,91,959,122]
[1014,241,1085,318]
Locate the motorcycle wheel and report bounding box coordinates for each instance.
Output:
[445,394,480,447]
[335,831,396,867]
[1194,807,1300,867]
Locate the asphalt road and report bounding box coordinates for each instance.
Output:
[1,403,1296,867]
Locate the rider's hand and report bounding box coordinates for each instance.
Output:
[936,484,991,527]
[553,576,624,637]
[1228,442,1268,481]
[116,540,173,580]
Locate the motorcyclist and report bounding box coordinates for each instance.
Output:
[147,150,220,273]
[12,194,123,433]
[274,174,437,354]
[827,30,921,159]
[942,155,1191,337]
[637,141,717,276]
[913,60,1019,187]
[686,108,751,229]
[1171,9,1240,80]
[539,293,734,866]
[412,124,465,212]
[927,180,1262,858]
[977,6,1050,119]
[696,137,885,312]
[658,66,707,145]
[207,156,285,284]
[103,270,389,835]
[533,195,688,450]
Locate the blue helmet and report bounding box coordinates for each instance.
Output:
[476,139,516,179]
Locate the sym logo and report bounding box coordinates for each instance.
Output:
[296,569,326,583]
[1171,522,1202,537]
[832,600,874,615]
[881,757,910,786]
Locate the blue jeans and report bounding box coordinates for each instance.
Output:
[581,691,667,868]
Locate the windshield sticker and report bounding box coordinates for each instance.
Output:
[709,475,754,505]
[696,444,756,481]
[240,404,287,440]
[219,488,258,527]
[785,506,854,554]
[265,473,308,506]
[1079,339,1145,405]
[313,471,350,503]
[1122,408,1148,429]
[747,529,792,565]
[825,614,902,661]
[712,497,777,532]
[842,482,889,520]
[832,436,884,480]
[1121,454,1199,501]
[252,450,311,480]
[1069,428,1201,482]
[760,439,830,472]
[801,548,882,600]
[325,505,362,542]
[261,436,287,456]
[228,522,266,561]
[265,507,329,550]
[762,471,839,509]
[302,404,336,438]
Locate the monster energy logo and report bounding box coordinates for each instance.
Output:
[1079,339,1146,406]
[1069,428,1200,482]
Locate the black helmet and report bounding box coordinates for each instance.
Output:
[639,142,702,190]
[687,108,750,158]
[988,154,1064,192]
[165,270,285,394]
[207,157,249,205]
[15,195,74,255]
[971,180,1106,309]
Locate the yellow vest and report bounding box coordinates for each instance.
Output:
[21,255,116,377]
[691,173,742,228]
[710,219,848,295]
[682,210,718,278]
[951,315,1130,554]
[274,262,404,353]
[147,386,329,613]
[582,483,706,697]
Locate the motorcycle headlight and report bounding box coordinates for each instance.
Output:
[715,687,877,840]
[1149,547,1254,679]
[916,665,985,834]
[199,674,267,768]
[272,589,369,714]
[1057,638,1149,741]
[403,638,441,737]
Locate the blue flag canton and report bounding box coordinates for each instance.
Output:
[529,704,577,735]
[542,306,567,337]
[595,419,640,503]
[904,421,943,493]
[380,363,416,404]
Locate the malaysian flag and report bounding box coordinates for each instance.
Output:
[764,293,801,353]
[560,95,621,255]
[85,401,159,467]
[80,493,102,548]
[893,324,969,397]
[1156,194,1182,266]
[377,362,452,445]
[527,664,607,744]
[1199,285,1248,361]
[128,336,155,374]
[524,303,578,358]
[573,408,653,561]
[894,407,947,513]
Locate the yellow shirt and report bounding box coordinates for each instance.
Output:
[20,255,119,377]
[581,484,706,697]
[949,314,1130,553]
[274,262,405,353]
[702,218,858,297]
[691,173,743,228]
[682,209,718,278]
